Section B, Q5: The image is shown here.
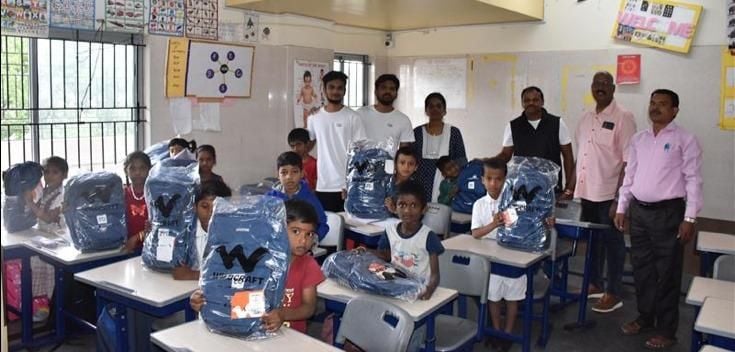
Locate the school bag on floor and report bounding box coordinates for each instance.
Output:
[345,140,394,220]
[496,156,559,252]
[142,163,198,271]
[452,159,486,214]
[2,161,43,232]
[200,196,290,339]
[63,171,127,252]
[321,250,425,302]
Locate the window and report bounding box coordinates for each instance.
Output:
[1,32,145,174]
[333,53,370,110]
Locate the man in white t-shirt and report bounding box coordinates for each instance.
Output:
[496,86,576,198]
[307,71,367,212]
[357,74,414,149]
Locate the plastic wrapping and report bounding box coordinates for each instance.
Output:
[321,250,425,302]
[142,163,199,271]
[199,196,289,339]
[497,157,559,252]
[345,140,394,220]
[451,159,486,214]
[63,171,127,252]
[2,161,43,232]
[144,140,170,165]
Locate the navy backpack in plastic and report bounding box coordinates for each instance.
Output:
[345,141,393,220]
[63,171,127,252]
[144,140,170,165]
[200,196,289,339]
[142,163,198,271]
[2,161,43,232]
[452,159,486,214]
[496,157,559,252]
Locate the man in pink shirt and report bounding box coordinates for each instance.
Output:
[575,71,636,313]
[615,89,702,351]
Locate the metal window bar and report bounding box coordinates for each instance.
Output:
[333,53,370,110]
[1,32,146,175]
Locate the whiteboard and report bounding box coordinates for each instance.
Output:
[412,58,467,109]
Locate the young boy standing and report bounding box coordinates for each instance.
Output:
[287,128,317,191]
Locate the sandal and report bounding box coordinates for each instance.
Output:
[644,335,676,350]
[620,320,653,336]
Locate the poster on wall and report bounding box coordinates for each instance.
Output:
[293,60,329,128]
[1,0,49,38]
[244,11,259,42]
[49,0,95,30]
[616,54,641,85]
[185,0,218,40]
[720,48,735,131]
[612,0,702,54]
[105,0,145,33]
[185,41,254,99]
[165,37,190,98]
[149,0,185,36]
[728,0,735,55]
[412,58,467,110]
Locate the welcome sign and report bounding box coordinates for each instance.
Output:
[612,0,702,53]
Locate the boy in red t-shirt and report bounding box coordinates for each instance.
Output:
[287,128,317,191]
[189,199,325,334]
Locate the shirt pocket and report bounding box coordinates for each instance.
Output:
[594,127,615,146]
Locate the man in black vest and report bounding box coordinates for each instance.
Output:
[496,86,576,198]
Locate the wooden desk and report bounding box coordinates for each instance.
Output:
[151,320,341,352]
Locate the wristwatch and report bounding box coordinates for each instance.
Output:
[684,217,697,224]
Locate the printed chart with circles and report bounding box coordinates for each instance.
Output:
[186,41,254,98]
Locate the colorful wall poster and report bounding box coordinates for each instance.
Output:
[612,0,702,54]
[616,54,641,85]
[185,0,217,40]
[49,0,95,30]
[149,0,185,36]
[1,0,49,38]
[721,48,735,131]
[185,41,254,99]
[105,0,145,33]
[293,60,329,128]
[165,37,190,98]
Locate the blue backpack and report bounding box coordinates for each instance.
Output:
[200,196,289,338]
[142,163,198,271]
[144,140,170,165]
[345,144,393,220]
[2,162,43,232]
[452,159,486,214]
[63,171,127,252]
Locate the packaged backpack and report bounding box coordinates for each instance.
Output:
[345,140,394,220]
[199,196,290,339]
[452,159,486,214]
[142,163,198,271]
[2,161,44,232]
[63,171,127,252]
[144,140,170,165]
[496,156,559,252]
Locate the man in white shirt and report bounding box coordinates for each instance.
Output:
[357,74,414,150]
[307,71,367,212]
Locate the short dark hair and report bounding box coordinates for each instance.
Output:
[43,156,68,175]
[436,156,453,173]
[169,138,197,152]
[277,151,303,170]
[285,199,318,227]
[521,86,544,102]
[482,157,508,176]
[322,71,348,87]
[424,92,446,110]
[196,145,216,161]
[375,74,400,90]
[196,179,232,203]
[395,180,427,208]
[303,70,311,79]
[287,128,311,144]
[124,151,151,170]
[394,146,418,164]
[651,89,679,108]
[593,71,615,85]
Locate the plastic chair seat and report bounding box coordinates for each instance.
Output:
[533,273,550,300]
[431,315,478,352]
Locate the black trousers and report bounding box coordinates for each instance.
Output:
[628,198,685,338]
[316,191,344,212]
[580,199,626,297]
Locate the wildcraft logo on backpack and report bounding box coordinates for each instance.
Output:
[215,245,269,272]
[81,185,114,204]
[510,185,543,212]
[154,194,181,218]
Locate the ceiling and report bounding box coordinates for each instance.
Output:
[226,0,545,31]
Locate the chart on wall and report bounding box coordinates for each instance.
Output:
[412,58,467,110]
[612,0,702,53]
[149,0,185,36]
[185,0,217,40]
[185,41,254,99]
[105,0,145,33]
[293,60,329,128]
[49,0,95,30]
[1,0,49,38]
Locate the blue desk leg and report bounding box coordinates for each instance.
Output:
[690,306,700,352]
[563,229,597,331]
[522,266,535,352]
[55,266,66,342]
[425,314,436,352]
[20,255,33,345]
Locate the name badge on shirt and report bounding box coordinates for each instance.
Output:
[602,121,615,130]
